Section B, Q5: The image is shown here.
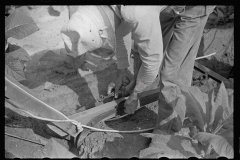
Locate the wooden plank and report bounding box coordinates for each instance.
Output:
[194,61,230,83]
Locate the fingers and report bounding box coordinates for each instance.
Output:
[125,80,135,92]
[114,82,121,98]
[126,70,134,81]
[107,81,123,98]
[108,69,133,98]
[123,71,135,94]
[124,106,135,114]
[122,76,130,86]
[107,82,115,95]
[123,97,139,114]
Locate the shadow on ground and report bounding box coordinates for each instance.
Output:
[5,107,53,139]
[17,48,117,111]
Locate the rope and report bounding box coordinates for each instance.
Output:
[84,125,154,133]
[195,52,216,60]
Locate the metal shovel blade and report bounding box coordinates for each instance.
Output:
[105,100,145,122]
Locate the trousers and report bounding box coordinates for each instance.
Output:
[156,6,216,133]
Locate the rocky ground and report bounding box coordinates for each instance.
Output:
[5,6,234,158]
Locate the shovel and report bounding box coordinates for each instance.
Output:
[104,99,145,122]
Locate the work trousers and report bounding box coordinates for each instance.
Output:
[156,6,216,133]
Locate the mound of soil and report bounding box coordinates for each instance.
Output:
[79,102,158,158]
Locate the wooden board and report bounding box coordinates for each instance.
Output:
[194,61,230,83]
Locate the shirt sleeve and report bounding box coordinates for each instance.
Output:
[121,6,163,91]
[136,47,161,88]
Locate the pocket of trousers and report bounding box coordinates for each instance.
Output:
[178,6,206,19]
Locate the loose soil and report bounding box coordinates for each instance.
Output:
[78,102,158,158]
[5,5,234,158]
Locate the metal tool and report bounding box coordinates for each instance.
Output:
[104,99,145,122]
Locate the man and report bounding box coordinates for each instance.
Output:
[61,5,165,114]
[111,5,216,134]
[61,5,215,134]
[108,5,165,114]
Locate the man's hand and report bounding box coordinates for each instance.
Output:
[124,79,151,114]
[124,91,140,114]
[107,68,135,98]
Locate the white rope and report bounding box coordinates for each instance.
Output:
[195,52,216,60]
[84,125,154,133]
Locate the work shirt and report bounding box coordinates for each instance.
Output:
[112,5,166,89]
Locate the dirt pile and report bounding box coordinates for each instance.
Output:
[79,102,158,158]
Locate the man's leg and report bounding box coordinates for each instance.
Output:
[160,7,177,53]
[156,6,215,134]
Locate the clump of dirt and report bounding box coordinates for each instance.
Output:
[192,69,220,93]
[78,122,123,158]
[79,102,158,158]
